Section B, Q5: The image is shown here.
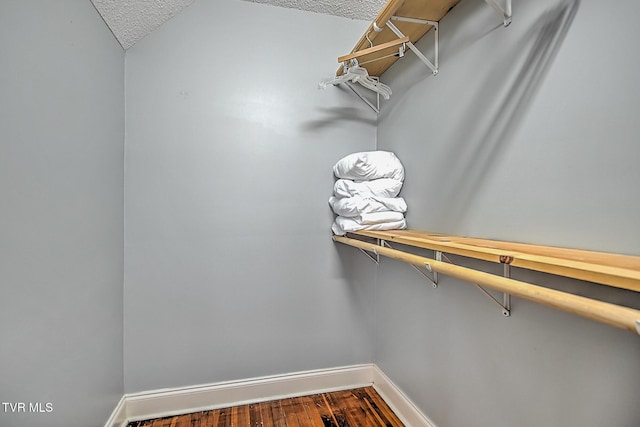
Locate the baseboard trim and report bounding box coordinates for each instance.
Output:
[103,394,127,427]
[122,364,374,424]
[105,364,435,427]
[372,365,437,427]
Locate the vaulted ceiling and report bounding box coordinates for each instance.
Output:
[91,0,383,49]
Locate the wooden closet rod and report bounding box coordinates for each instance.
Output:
[349,0,406,53]
[374,0,406,30]
[334,236,640,335]
[338,37,410,63]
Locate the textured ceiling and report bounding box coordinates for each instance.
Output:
[242,0,385,21]
[92,0,383,50]
[92,0,196,49]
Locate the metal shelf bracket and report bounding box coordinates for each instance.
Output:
[388,18,439,76]
[434,251,442,285]
[484,0,512,27]
[358,243,380,265]
[502,263,512,317]
[383,241,438,287]
[345,80,380,114]
[441,253,512,316]
[419,261,438,288]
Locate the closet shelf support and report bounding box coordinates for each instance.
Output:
[441,252,512,317]
[413,262,438,288]
[636,320,640,336]
[387,18,439,75]
[383,241,438,287]
[484,0,512,27]
[434,251,442,286]
[345,81,380,114]
[359,246,380,264]
[502,264,512,317]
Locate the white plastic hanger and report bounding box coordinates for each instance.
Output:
[319,59,392,100]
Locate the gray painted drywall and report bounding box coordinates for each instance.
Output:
[124,0,376,392]
[375,0,640,426]
[0,1,124,427]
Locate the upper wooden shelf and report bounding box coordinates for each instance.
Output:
[337,0,461,77]
[350,229,640,292]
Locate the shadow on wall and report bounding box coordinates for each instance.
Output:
[302,106,377,131]
[303,83,378,131]
[433,0,580,229]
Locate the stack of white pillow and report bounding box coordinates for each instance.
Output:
[330,151,407,235]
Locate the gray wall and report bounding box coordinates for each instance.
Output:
[5,1,638,426]
[124,0,376,393]
[375,0,640,426]
[0,1,124,427]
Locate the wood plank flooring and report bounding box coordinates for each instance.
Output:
[127,386,404,427]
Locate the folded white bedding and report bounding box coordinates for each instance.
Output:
[351,211,404,225]
[331,217,407,236]
[334,178,403,199]
[333,151,405,182]
[328,196,407,217]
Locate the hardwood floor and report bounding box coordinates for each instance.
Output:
[127,386,404,427]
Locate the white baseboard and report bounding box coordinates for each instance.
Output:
[105,364,435,427]
[121,364,374,424]
[372,365,437,427]
[103,395,127,427]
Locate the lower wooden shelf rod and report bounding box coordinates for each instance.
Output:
[333,236,640,335]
